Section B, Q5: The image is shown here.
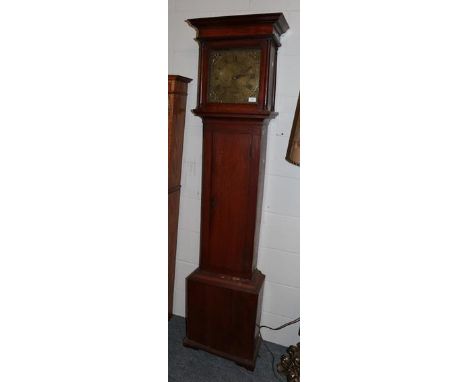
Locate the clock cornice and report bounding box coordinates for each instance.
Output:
[187,12,289,46]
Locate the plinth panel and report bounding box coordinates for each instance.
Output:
[184,269,265,370]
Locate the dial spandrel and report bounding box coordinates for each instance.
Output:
[207,48,261,104]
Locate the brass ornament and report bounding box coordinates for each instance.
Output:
[207,48,261,104]
[277,342,300,382]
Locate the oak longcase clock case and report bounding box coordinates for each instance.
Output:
[183,13,289,370]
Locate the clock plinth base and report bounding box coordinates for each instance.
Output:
[183,336,261,371]
[184,268,265,371]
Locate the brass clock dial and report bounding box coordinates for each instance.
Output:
[207,48,261,104]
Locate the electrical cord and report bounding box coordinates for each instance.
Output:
[258,317,300,381]
[260,332,284,382]
[259,317,300,331]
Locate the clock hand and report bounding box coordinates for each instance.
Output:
[232,74,247,80]
[232,66,253,80]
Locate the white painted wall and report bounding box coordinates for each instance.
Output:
[169,0,300,347]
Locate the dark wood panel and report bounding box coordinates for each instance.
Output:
[207,130,252,276]
[184,269,265,370]
[168,189,180,319]
[168,75,191,319]
[168,82,189,190]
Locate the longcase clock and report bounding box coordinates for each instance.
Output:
[183,13,289,370]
